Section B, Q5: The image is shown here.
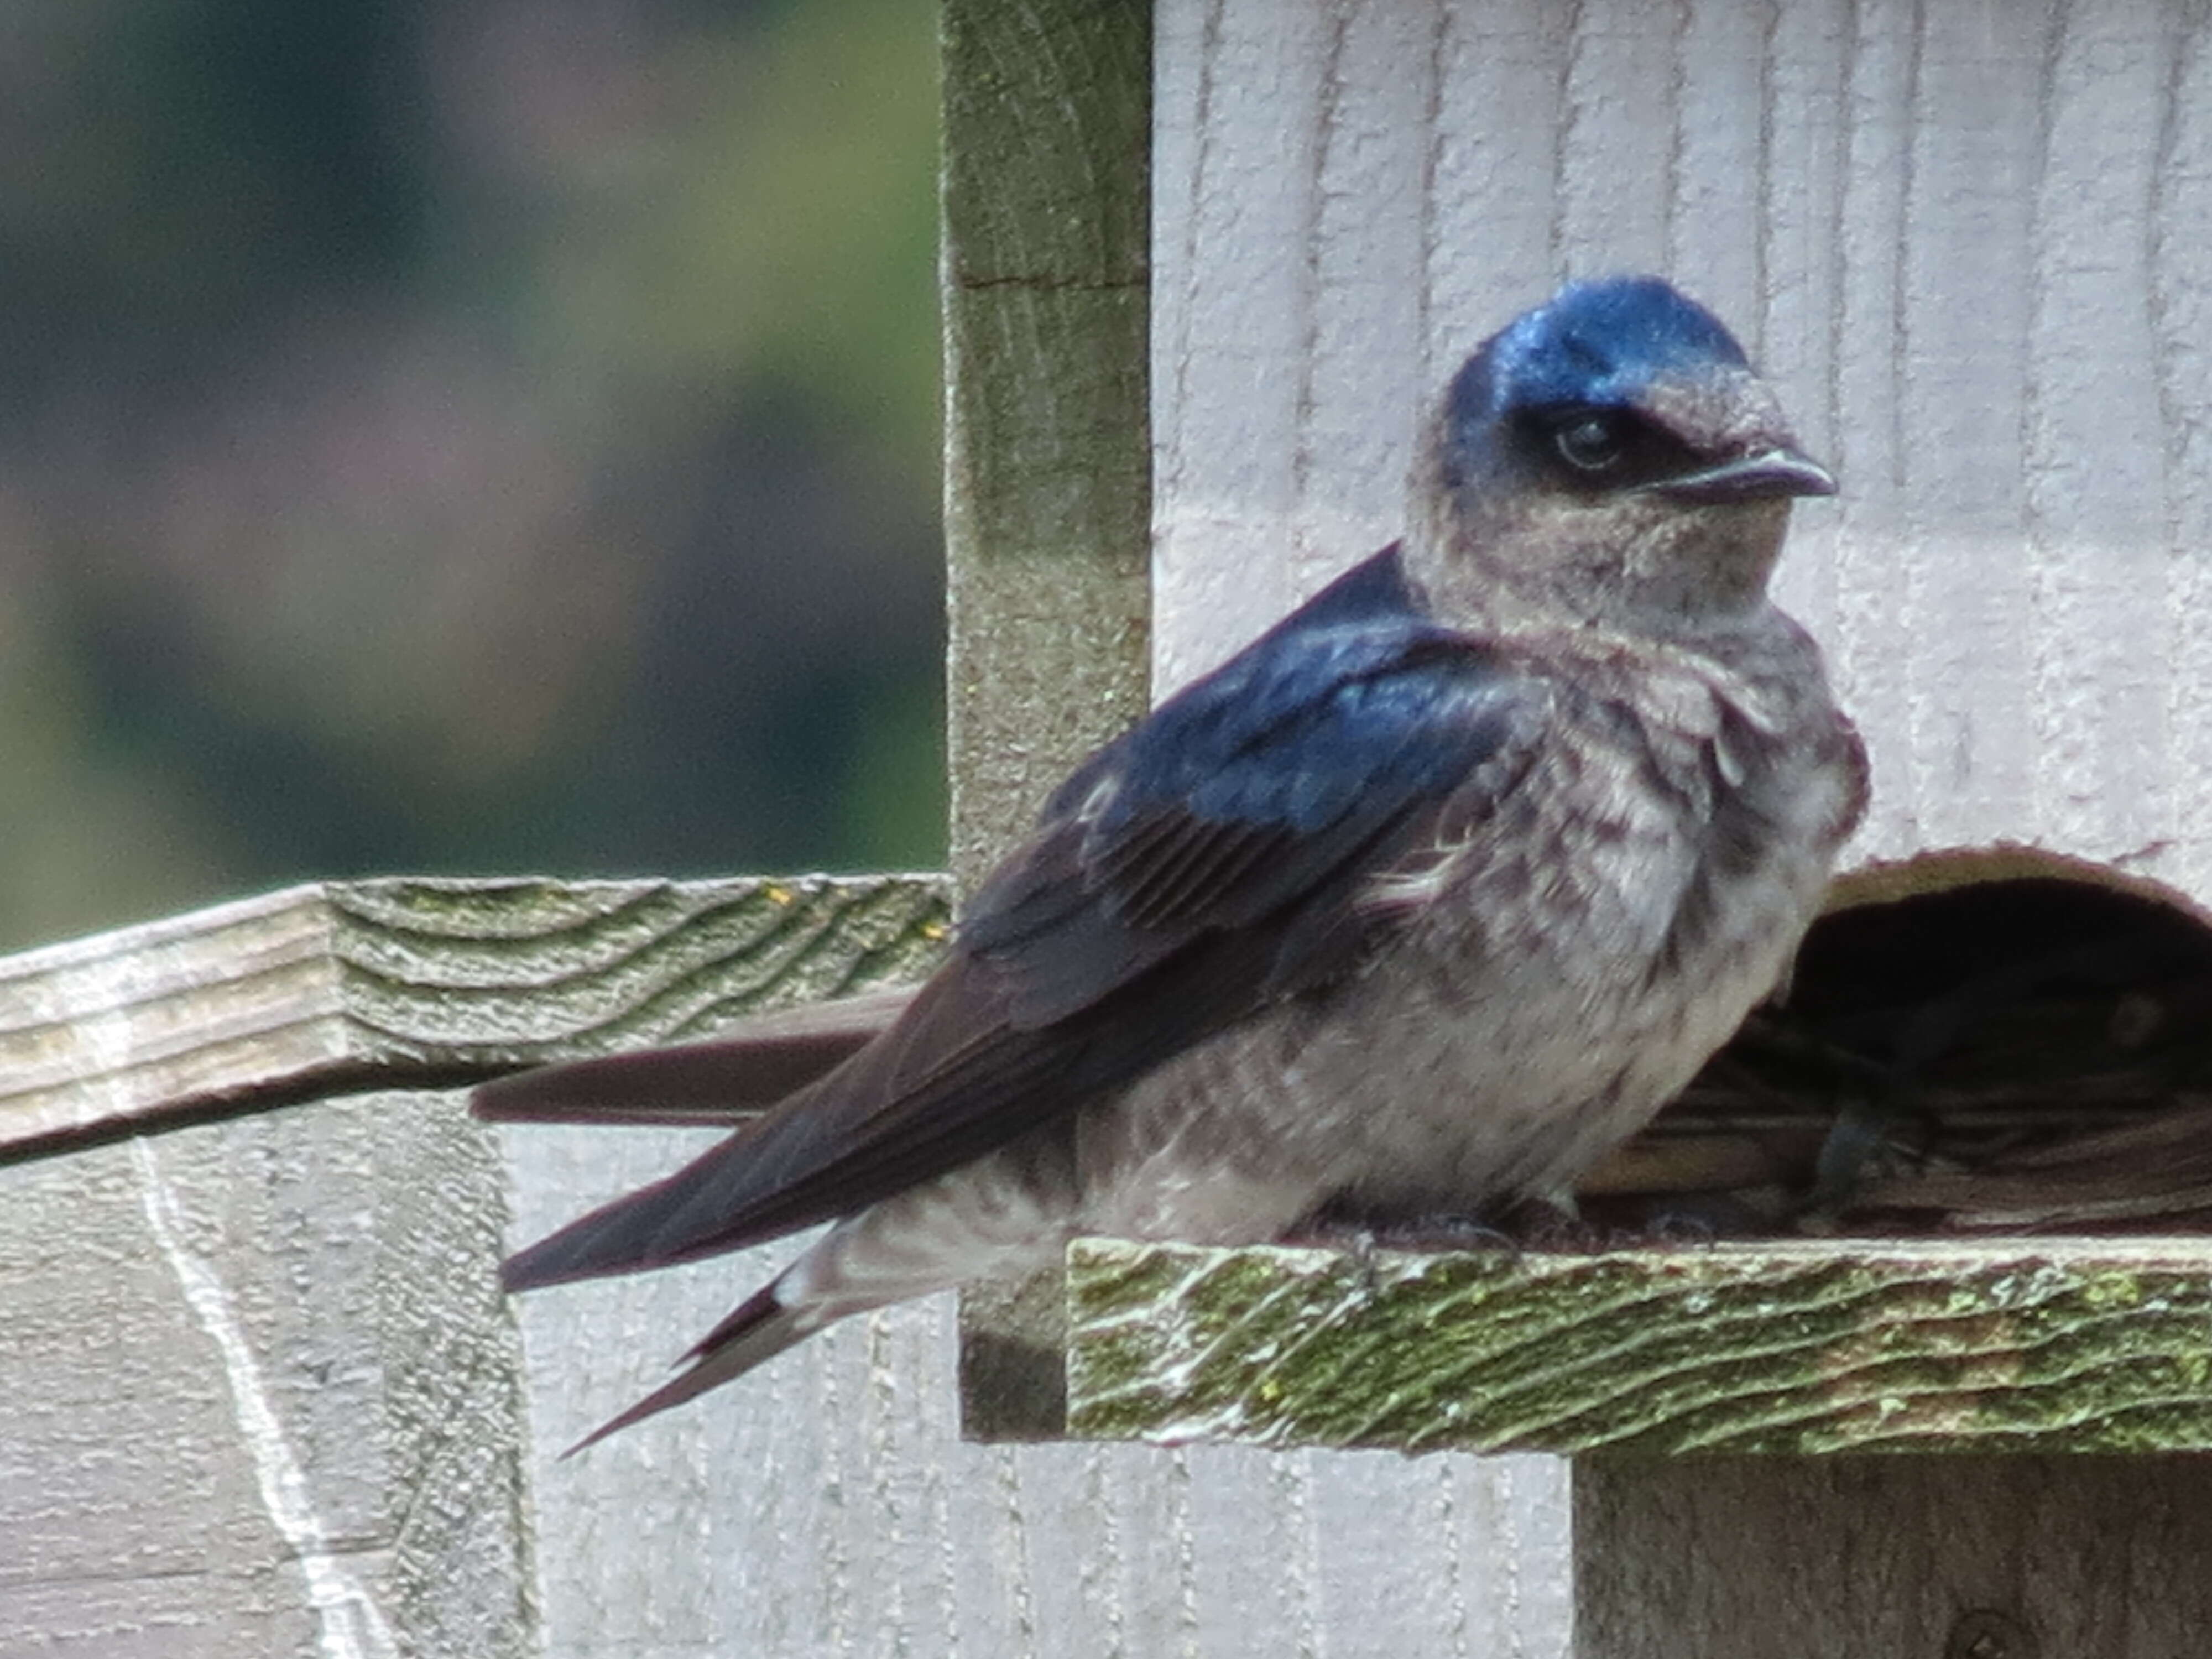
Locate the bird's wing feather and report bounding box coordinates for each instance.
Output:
[494,547,1546,1288]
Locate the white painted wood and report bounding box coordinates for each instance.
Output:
[1150,1,2212,1651]
[1152,0,2212,906]
[501,1123,1573,1658]
[0,1091,530,1657]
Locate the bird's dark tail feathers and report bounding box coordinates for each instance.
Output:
[472,986,912,1128]
[562,1282,812,1455]
[480,986,925,1290]
[497,1128,780,1290]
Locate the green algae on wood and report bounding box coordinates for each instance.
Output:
[940,0,1152,894]
[1065,1237,2212,1455]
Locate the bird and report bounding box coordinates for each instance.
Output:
[476,275,1869,1448]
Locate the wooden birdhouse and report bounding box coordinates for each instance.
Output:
[1053,2,2212,1653]
[8,2,2212,1655]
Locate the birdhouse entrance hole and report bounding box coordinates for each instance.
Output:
[1587,850,2212,1237]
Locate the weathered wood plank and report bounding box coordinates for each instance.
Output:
[940,0,1155,1439]
[0,1089,529,1659]
[1151,0,2212,911]
[1066,1237,2212,1455]
[0,874,949,1156]
[1573,1457,2212,1659]
[940,0,1151,893]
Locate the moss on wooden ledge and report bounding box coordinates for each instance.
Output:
[1063,1237,2212,1455]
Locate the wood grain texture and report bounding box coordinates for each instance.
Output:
[940,0,1158,1439]
[1066,1237,2212,1455]
[1574,1457,2212,1659]
[0,874,949,1155]
[0,1089,529,1658]
[941,0,1152,894]
[1151,0,2212,911]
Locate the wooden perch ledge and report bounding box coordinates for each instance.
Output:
[1064,1234,2212,1456]
[984,848,2212,1450]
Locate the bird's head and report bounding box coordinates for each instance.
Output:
[1408,276,1833,635]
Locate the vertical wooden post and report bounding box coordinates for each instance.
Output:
[941,0,1154,1434]
[940,0,1152,894]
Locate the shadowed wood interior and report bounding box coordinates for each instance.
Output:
[1593,852,2212,1235]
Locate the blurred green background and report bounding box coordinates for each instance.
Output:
[0,0,947,954]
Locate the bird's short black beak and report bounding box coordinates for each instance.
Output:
[1647,447,1837,505]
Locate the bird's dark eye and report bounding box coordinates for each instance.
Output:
[1554,414,1624,473]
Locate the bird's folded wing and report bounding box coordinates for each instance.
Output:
[491,548,1546,1288]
